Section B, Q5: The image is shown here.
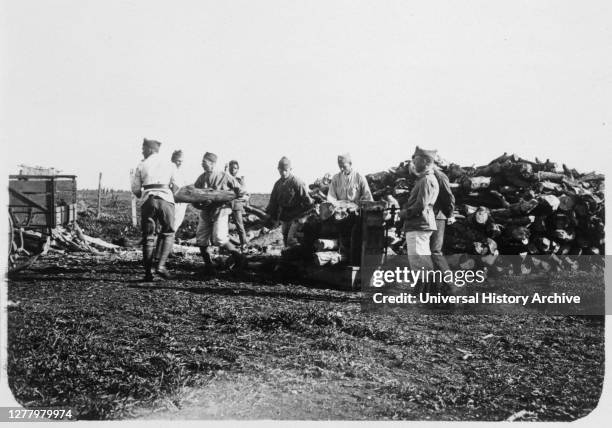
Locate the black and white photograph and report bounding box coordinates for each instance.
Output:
[1,0,610,424]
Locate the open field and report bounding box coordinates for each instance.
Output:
[5,189,605,421]
[6,251,604,420]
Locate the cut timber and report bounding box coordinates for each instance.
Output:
[315,239,339,251]
[314,251,346,266]
[172,244,202,255]
[174,185,237,204]
[461,176,491,190]
[244,204,270,221]
[319,201,359,221]
[81,234,120,249]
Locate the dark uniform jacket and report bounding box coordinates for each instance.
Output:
[266,174,313,222]
[401,168,440,232]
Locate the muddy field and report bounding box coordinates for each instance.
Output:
[5,190,605,421]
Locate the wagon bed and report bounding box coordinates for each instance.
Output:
[8,174,77,271]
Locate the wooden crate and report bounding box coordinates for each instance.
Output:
[9,175,77,230]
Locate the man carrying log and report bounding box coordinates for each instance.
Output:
[227,160,249,251]
[131,138,179,281]
[266,156,314,247]
[194,152,245,273]
[327,153,373,264]
[399,147,440,289]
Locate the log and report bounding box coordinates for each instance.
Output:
[172,244,203,255]
[537,195,560,212]
[315,239,339,251]
[467,207,490,225]
[473,163,502,177]
[460,176,491,191]
[244,204,271,221]
[81,234,120,250]
[491,199,539,218]
[175,185,237,204]
[537,171,566,183]
[552,229,575,242]
[319,201,359,221]
[314,251,346,266]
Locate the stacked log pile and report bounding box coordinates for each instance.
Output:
[362,153,604,262]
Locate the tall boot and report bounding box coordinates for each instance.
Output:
[155,233,175,279]
[142,237,155,282]
[153,236,163,263]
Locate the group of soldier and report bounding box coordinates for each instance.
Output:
[131,138,454,282]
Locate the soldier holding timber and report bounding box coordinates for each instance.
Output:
[193,152,245,273]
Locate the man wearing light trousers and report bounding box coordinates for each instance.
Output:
[399,147,440,292]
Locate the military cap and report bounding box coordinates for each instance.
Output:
[278,156,292,169]
[203,152,218,163]
[412,146,437,160]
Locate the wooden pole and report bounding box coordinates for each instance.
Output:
[97,172,102,219]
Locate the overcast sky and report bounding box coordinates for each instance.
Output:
[1,0,611,191]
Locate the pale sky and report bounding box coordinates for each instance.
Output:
[1,0,611,191]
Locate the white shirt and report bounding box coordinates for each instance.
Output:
[131,153,178,205]
[327,169,373,203]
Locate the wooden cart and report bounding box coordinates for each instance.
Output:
[8,175,77,271]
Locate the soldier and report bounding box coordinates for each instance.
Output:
[327,153,373,203]
[399,147,440,289]
[193,152,245,273]
[131,138,178,281]
[227,160,249,250]
[266,156,313,247]
[327,153,373,264]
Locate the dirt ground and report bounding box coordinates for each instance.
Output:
[6,249,605,421]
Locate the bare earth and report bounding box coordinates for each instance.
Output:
[7,249,604,421]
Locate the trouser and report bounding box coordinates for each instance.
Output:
[196,207,232,246]
[281,220,300,247]
[405,230,434,293]
[141,196,175,275]
[430,219,451,272]
[231,209,248,246]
